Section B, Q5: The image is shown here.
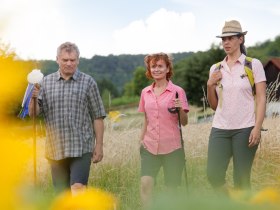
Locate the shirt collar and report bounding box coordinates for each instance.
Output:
[221,53,246,67]
[55,69,80,81]
[145,80,174,93]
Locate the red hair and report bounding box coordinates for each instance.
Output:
[144,53,174,80]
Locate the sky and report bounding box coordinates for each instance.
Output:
[0,0,279,60]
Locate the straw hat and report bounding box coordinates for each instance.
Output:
[216,20,247,38]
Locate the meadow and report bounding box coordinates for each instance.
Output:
[23,107,280,210]
[2,42,280,210]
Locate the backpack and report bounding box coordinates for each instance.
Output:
[214,56,255,108]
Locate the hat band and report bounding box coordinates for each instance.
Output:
[222,31,242,34]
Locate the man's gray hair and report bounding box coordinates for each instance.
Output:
[57,42,80,57]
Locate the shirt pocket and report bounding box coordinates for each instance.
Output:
[70,90,87,111]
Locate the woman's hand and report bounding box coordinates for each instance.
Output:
[248,127,261,147]
[207,70,222,87]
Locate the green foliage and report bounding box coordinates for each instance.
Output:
[148,192,267,210]
[39,53,192,96]
[123,81,135,97]
[97,78,119,97]
[173,46,224,106]
[247,35,280,63]
[132,66,151,96]
[173,35,280,106]
[267,36,280,57]
[101,89,111,113]
[3,34,280,114]
[111,95,140,107]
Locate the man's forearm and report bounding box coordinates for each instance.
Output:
[93,118,104,146]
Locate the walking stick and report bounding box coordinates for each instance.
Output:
[32,94,37,186]
[27,69,44,186]
[175,92,189,191]
[168,92,189,191]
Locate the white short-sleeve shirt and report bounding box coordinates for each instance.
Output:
[209,54,266,129]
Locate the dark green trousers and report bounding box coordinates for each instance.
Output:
[207,127,258,189]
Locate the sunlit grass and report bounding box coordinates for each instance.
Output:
[1,44,280,209]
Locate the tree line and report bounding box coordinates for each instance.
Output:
[38,52,193,98]
[124,35,280,106]
[1,35,280,118]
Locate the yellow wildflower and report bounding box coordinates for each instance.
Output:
[0,136,32,209]
[50,187,117,210]
[108,111,122,123]
[250,187,280,205]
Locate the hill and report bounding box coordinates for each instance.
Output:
[39,52,193,95]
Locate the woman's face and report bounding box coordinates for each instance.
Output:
[221,35,243,55]
[149,59,169,80]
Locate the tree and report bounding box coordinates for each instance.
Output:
[97,78,119,98]
[174,46,224,106]
[123,81,135,97]
[133,67,151,96]
[101,89,111,113]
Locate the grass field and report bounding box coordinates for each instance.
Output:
[19,106,280,210]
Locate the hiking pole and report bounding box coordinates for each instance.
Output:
[175,92,189,191]
[32,93,37,186]
[27,69,44,186]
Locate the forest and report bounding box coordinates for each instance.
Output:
[37,35,280,106]
[1,34,280,119]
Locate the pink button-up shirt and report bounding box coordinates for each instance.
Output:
[138,80,189,155]
[209,54,266,129]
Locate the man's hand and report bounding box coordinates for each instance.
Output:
[32,84,40,98]
[92,143,103,163]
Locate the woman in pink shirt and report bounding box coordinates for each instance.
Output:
[138,53,189,206]
[207,20,266,192]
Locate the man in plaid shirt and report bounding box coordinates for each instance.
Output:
[29,42,106,194]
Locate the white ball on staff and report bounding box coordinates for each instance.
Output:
[27,69,44,84]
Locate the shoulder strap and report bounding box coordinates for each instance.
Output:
[214,62,222,71]
[244,56,256,95]
[214,61,223,108]
[213,58,255,109]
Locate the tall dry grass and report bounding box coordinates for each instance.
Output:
[29,108,280,209]
[15,77,280,209]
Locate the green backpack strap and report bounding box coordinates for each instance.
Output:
[215,62,222,70]
[213,57,255,109]
[244,56,256,96]
[214,62,223,108]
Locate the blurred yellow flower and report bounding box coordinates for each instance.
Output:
[108,111,123,123]
[0,136,32,209]
[250,187,280,205]
[50,187,117,210]
[0,49,37,209]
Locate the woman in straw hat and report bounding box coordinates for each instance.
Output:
[206,20,266,192]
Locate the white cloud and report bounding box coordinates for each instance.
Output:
[1,1,278,60]
[112,8,196,55]
[0,0,66,60]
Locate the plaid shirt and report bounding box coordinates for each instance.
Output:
[38,70,106,160]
